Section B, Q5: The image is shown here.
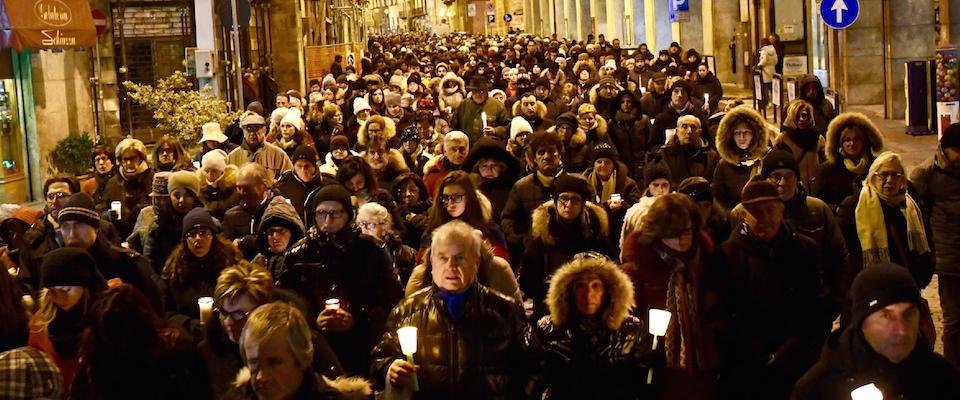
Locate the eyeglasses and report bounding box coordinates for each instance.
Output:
[242,125,265,133]
[185,230,213,240]
[873,171,904,181]
[557,194,583,206]
[768,172,797,183]
[440,194,465,204]
[215,307,252,321]
[358,221,386,230]
[46,192,69,201]
[316,209,346,219]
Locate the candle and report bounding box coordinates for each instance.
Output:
[193,160,201,169]
[397,326,420,391]
[325,298,341,310]
[704,93,710,103]
[851,383,883,400]
[110,201,122,219]
[198,297,214,325]
[481,112,488,129]
[640,86,647,94]
[647,309,672,384]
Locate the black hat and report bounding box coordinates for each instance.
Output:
[942,123,960,150]
[400,125,420,143]
[331,135,350,151]
[292,145,319,164]
[57,193,100,228]
[552,175,594,203]
[554,112,578,129]
[40,247,107,291]
[467,74,492,89]
[678,177,713,203]
[305,184,354,224]
[643,162,672,187]
[658,49,670,56]
[535,76,552,89]
[463,136,521,178]
[309,79,321,87]
[670,80,693,96]
[851,262,921,326]
[740,180,781,206]
[592,143,619,163]
[182,207,220,237]
[760,149,800,178]
[651,72,668,83]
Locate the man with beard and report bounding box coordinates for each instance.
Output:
[227,111,294,180]
[451,75,510,143]
[511,90,552,133]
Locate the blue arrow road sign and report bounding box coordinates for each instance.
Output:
[820,0,859,29]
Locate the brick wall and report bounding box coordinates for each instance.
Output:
[113,6,192,38]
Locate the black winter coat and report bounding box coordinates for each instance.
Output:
[911,148,960,277]
[792,327,960,400]
[279,228,404,375]
[276,171,328,217]
[371,283,528,400]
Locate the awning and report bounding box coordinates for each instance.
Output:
[0,0,97,51]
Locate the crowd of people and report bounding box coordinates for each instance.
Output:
[2,31,960,399]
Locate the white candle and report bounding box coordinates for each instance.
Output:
[193,161,201,169]
[851,383,883,400]
[198,297,214,325]
[481,112,488,129]
[325,298,341,310]
[110,201,122,219]
[397,326,418,355]
[704,93,710,103]
[646,308,672,384]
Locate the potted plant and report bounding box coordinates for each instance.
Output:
[49,131,95,176]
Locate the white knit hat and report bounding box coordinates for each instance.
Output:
[510,116,533,141]
[201,149,228,172]
[199,122,228,144]
[280,108,303,131]
[271,107,288,125]
[353,97,371,113]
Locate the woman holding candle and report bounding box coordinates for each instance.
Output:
[620,193,720,399]
[161,208,244,340]
[525,254,657,400]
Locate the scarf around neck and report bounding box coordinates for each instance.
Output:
[855,180,930,267]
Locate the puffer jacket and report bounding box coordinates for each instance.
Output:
[815,112,885,208]
[712,106,770,212]
[370,283,528,400]
[197,164,240,219]
[279,226,404,375]
[525,257,657,400]
[912,146,960,276]
[275,169,327,217]
[792,327,960,400]
[608,108,653,177]
[500,171,565,255]
[521,201,612,317]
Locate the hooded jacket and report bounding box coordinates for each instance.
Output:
[775,112,826,194]
[912,146,960,277]
[251,196,306,278]
[712,106,771,212]
[438,72,466,111]
[196,164,240,219]
[784,74,838,137]
[693,71,723,114]
[547,112,611,173]
[815,112,885,207]
[370,282,528,400]
[607,92,652,175]
[521,200,612,317]
[463,137,523,220]
[792,327,960,400]
[525,257,656,400]
[276,170,328,218]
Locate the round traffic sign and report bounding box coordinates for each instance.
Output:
[819,0,859,29]
[503,13,512,22]
[92,9,108,36]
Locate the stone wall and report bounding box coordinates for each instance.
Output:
[843,0,885,105]
[30,49,96,176]
[114,6,189,38]
[888,0,935,119]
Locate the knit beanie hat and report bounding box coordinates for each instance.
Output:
[592,143,619,162]
[388,74,406,90]
[577,103,597,116]
[307,184,354,222]
[400,125,420,143]
[760,149,800,178]
[168,170,201,199]
[331,135,350,151]
[149,171,173,197]
[280,108,303,131]
[554,112,579,130]
[385,91,402,108]
[489,89,506,99]
[552,175,594,203]
[40,247,106,290]
[182,207,220,236]
[643,162,672,187]
[851,262,921,326]
[597,76,621,90]
[115,137,147,162]
[201,149,228,172]
[942,122,960,150]
[270,107,288,127]
[353,97,371,113]
[678,177,713,203]
[670,80,693,97]
[740,180,781,206]
[510,116,533,141]
[57,193,100,228]
[292,145,319,164]
[401,93,415,108]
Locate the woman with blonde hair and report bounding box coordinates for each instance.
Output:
[774,99,825,193]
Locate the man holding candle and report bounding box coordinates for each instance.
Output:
[791,263,960,399]
[371,220,528,399]
[450,75,510,144]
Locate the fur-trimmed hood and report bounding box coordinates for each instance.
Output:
[573,60,597,81]
[716,106,770,164]
[546,256,635,330]
[531,200,609,247]
[439,71,465,93]
[357,116,396,147]
[233,367,371,400]
[511,99,549,120]
[824,112,885,163]
[547,114,608,150]
[198,163,239,192]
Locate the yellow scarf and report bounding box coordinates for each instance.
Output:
[854,153,930,267]
[590,169,617,203]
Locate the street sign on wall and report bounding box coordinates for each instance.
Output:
[503,14,512,22]
[820,0,860,29]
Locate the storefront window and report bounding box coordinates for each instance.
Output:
[0,79,23,180]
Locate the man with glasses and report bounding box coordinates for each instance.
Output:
[423,131,470,198]
[279,184,402,376]
[227,111,294,180]
[710,180,826,399]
